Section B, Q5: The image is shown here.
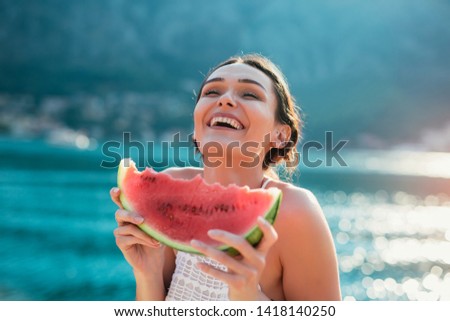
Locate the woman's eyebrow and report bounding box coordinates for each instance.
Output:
[238,79,267,92]
[203,77,267,92]
[203,77,224,86]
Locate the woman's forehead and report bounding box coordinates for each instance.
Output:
[207,63,273,89]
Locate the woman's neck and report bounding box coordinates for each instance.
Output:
[202,164,265,189]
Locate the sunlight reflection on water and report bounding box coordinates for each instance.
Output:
[319,190,450,301]
[343,150,450,179]
[0,140,449,300]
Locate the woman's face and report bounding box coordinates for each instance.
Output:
[193,63,279,164]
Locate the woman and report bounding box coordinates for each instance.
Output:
[111,54,341,301]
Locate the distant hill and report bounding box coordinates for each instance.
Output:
[0,0,449,149]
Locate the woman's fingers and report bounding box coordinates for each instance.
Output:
[114,210,160,248]
[191,240,248,273]
[191,241,251,289]
[115,209,144,226]
[204,217,278,262]
[206,230,258,262]
[114,223,161,250]
[254,217,278,253]
[191,218,278,274]
[110,187,124,209]
[189,217,279,300]
[115,234,160,250]
[191,217,278,278]
[192,240,261,299]
[196,261,246,286]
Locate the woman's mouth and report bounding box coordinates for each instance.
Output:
[208,116,244,130]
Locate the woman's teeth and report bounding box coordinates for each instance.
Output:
[209,116,243,130]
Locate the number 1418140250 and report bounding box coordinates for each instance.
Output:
[256,305,336,317]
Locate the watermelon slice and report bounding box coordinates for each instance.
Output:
[117,159,282,255]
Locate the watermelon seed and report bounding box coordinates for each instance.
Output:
[157,202,174,220]
[142,176,156,183]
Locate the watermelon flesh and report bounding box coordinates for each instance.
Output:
[117,159,282,255]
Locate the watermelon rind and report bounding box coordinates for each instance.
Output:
[117,159,135,212]
[117,159,282,256]
[220,192,281,256]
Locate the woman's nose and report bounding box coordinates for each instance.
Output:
[217,92,236,108]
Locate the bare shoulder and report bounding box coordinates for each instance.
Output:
[267,180,341,300]
[268,180,334,260]
[269,180,323,222]
[162,166,203,180]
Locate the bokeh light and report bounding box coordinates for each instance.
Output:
[321,189,450,300]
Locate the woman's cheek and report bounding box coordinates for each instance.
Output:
[248,113,275,141]
[192,103,208,143]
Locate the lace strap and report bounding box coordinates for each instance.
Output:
[261,176,272,189]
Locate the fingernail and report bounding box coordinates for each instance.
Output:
[112,187,119,193]
[134,216,144,224]
[207,230,221,237]
[258,217,268,225]
[191,240,202,247]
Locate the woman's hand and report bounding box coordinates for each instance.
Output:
[190,217,278,300]
[110,187,165,276]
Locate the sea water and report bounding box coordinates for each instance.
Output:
[0,139,449,300]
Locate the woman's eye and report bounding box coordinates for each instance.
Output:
[203,89,220,96]
[243,92,259,99]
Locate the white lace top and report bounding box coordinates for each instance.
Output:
[165,177,273,301]
[165,251,229,301]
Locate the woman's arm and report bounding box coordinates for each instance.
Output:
[134,246,175,300]
[277,187,341,300]
[111,188,176,301]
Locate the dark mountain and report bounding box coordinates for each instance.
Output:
[0,0,449,149]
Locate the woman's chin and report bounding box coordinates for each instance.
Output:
[197,135,264,165]
[196,137,239,155]
[196,131,242,148]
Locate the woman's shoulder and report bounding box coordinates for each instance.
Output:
[162,166,203,180]
[267,180,330,243]
[268,180,341,300]
[268,180,321,217]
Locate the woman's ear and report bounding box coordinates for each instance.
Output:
[271,125,291,149]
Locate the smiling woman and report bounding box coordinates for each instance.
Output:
[195,55,301,173]
[111,53,341,301]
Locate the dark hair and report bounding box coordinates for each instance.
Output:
[194,53,303,176]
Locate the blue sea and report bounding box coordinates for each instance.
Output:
[1,138,449,300]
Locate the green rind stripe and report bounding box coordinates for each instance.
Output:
[223,191,282,256]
